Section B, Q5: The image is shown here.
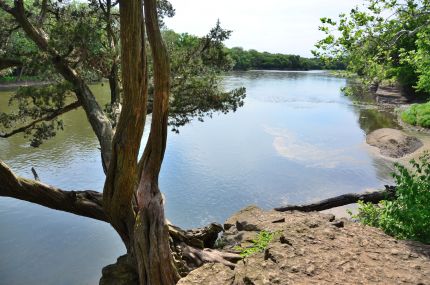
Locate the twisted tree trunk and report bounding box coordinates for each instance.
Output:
[0,1,229,284]
[132,0,179,283]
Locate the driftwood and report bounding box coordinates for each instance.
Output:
[275,186,397,212]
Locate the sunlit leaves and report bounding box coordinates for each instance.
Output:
[354,153,430,244]
[314,0,430,91]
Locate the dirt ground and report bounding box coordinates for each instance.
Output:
[178,206,430,285]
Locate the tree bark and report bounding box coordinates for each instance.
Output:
[0,160,107,221]
[274,186,397,212]
[103,0,148,247]
[0,57,22,71]
[131,0,179,283]
[108,62,121,105]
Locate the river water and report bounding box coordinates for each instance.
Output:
[0,71,399,284]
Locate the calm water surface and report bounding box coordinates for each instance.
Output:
[0,71,399,284]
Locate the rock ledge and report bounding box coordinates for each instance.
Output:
[179,206,430,285]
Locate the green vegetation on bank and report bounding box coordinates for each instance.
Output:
[0,75,41,83]
[353,154,430,244]
[401,103,430,128]
[227,47,345,71]
[233,230,280,257]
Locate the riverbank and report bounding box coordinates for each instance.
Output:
[0,80,52,91]
[355,82,430,163]
[178,206,430,284]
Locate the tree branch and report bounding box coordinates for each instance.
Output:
[0,101,81,138]
[0,57,22,71]
[275,186,397,212]
[0,160,108,222]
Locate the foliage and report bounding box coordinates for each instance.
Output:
[164,23,246,131]
[226,47,344,71]
[353,153,430,244]
[340,86,354,96]
[401,102,430,127]
[314,0,430,93]
[0,82,73,146]
[0,1,246,145]
[233,230,280,257]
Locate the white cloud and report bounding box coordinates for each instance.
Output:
[264,126,361,168]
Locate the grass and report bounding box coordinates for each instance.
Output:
[401,102,430,128]
[233,230,281,258]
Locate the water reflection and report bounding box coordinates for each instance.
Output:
[265,126,362,168]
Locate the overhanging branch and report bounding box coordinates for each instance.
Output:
[0,57,22,71]
[0,160,108,222]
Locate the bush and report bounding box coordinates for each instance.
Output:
[233,230,280,257]
[401,103,430,128]
[353,153,430,244]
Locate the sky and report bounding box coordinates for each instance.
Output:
[164,0,365,57]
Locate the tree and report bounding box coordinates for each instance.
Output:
[0,1,245,144]
[314,0,430,93]
[0,0,242,284]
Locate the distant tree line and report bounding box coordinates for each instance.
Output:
[227,47,346,71]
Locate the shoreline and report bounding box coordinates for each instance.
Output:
[0,80,52,91]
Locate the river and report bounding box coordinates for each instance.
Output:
[0,70,399,284]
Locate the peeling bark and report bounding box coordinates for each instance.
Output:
[103,0,148,247]
[131,0,179,283]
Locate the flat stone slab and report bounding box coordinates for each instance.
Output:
[375,86,408,104]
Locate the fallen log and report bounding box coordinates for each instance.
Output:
[275,185,397,212]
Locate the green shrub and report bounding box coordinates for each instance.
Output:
[233,230,280,257]
[353,153,430,244]
[401,103,430,128]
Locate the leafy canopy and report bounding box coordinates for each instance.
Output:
[314,0,430,93]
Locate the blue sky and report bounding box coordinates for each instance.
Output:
[164,0,364,57]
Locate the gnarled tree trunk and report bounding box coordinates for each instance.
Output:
[132,0,179,283]
[103,0,178,283]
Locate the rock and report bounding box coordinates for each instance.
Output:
[178,206,430,284]
[99,255,138,285]
[185,222,223,248]
[224,205,263,232]
[177,263,234,285]
[366,128,423,158]
[375,85,408,104]
[306,264,316,275]
[330,220,344,228]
